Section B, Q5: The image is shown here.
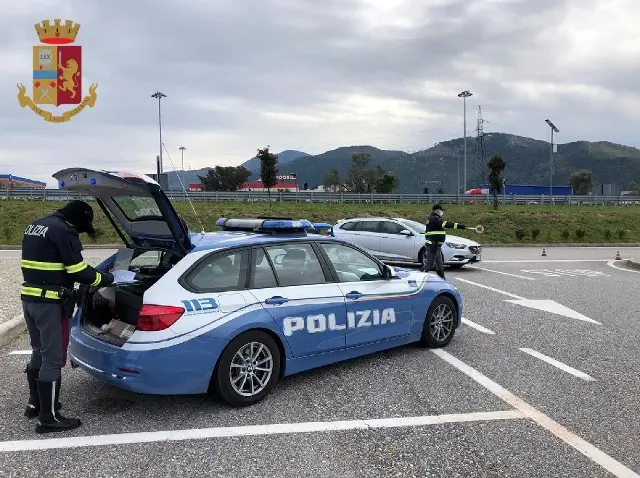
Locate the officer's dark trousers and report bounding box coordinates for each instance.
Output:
[22,301,68,382]
[423,244,445,278]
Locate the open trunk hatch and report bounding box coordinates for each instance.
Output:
[52,168,191,254]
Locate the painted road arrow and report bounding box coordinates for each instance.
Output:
[503,299,600,324]
[455,278,601,325]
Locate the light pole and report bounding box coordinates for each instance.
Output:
[151,91,167,174]
[545,119,559,199]
[179,146,186,170]
[458,90,472,192]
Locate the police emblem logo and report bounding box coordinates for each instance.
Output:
[16,19,98,123]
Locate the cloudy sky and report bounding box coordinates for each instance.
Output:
[1,0,639,187]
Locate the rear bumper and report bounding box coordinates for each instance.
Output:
[68,325,225,395]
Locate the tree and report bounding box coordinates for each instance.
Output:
[198,166,250,192]
[256,146,279,201]
[487,153,506,209]
[375,173,398,193]
[345,152,373,193]
[568,169,593,195]
[628,181,640,195]
[322,169,341,191]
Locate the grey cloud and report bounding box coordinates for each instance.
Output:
[0,0,639,185]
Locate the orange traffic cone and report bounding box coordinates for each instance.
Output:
[541,248,547,257]
[616,251,622,260]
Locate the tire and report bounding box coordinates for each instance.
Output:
[211,330,281,407]
[420,295,457,348]
[418,247,425,265]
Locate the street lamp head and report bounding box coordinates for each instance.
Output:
[458,90,472,98]
[545,119,559,132]
[151,91,167,99]
[179,146,186,151]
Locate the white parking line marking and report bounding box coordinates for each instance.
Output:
[7,350,31,355]
[0,410,525,452]
[607,260,640,274]
[431,349,638,478]
[467,266,535,280]
[454,278,525,300]
[462,317,496,335]
[519,348,596,381]
[483,260,609,263]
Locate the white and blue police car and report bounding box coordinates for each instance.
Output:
[55,168,463,407]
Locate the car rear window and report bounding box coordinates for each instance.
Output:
[112,196,163,221]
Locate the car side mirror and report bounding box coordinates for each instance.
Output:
[382,264,395,279]
[400,229,413,236]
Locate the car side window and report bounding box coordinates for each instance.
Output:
[186,249,249,292]
[339,221,358,231]
[319,243,383,282]
[355,221,380,232]
[250,248,279,289]
[380,221,407,234]
[263,243,327,287]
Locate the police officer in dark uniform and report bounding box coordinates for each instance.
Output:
[21,200,114,433]
[421,203,468,279]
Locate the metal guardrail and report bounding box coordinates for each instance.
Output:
[2,188,640,206]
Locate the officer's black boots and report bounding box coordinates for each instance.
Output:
[35,379,81,433]
[24,365,62,419]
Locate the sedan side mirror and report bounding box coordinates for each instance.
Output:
[382,264,396,279]
[400,229,413,236]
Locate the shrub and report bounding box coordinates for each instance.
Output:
[561,229,570,241]
[604,230,612,241]
[515,229,526,240]
[3,226,12,242]
[617,229,626,240]
[575,229,586,240]
[531,228,540,240]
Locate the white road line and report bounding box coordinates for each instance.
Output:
[607,260,640,274]
[519,348,596,381]
[0,410,524,452]
[7,350,31,355]
[483,259,609,263]
[431,349,638,478]
[462,317,496,335]
[467,266,535,280]
[454,278,525,300]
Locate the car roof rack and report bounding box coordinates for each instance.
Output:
[216,218,312,235]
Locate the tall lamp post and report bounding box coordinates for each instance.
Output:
[545,119,559,199]
[179,146,186,170]
[458,90,472,192]
[151,91,167,174]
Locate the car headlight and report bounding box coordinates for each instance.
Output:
[445,242,466,249]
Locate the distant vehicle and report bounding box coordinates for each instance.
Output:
[479,184,573,196]
[53,168,463,407]
[330,217,482,268]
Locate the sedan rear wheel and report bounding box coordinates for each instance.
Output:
[420,295,457,348]
[212,330,281,407]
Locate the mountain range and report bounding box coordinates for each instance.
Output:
[166,133,640,193]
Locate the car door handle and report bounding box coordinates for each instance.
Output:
[265,296,289,305]
[345,291,363,300]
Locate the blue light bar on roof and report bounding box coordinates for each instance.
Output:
[216,218,312,232]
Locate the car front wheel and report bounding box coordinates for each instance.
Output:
[212,330,281,407]
[420,295,457,348]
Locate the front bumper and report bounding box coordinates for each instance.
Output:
[445,245,482,265]
[68,326,225,395]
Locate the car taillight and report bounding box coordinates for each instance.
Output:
[137,304,185,332]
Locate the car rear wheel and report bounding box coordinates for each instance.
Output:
[420,295,457,348]
[211,330,281,407]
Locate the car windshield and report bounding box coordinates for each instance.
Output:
[397,219,426,233]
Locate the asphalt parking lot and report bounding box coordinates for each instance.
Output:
[0,247,639,477]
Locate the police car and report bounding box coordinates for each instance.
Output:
[55,168,463,408]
